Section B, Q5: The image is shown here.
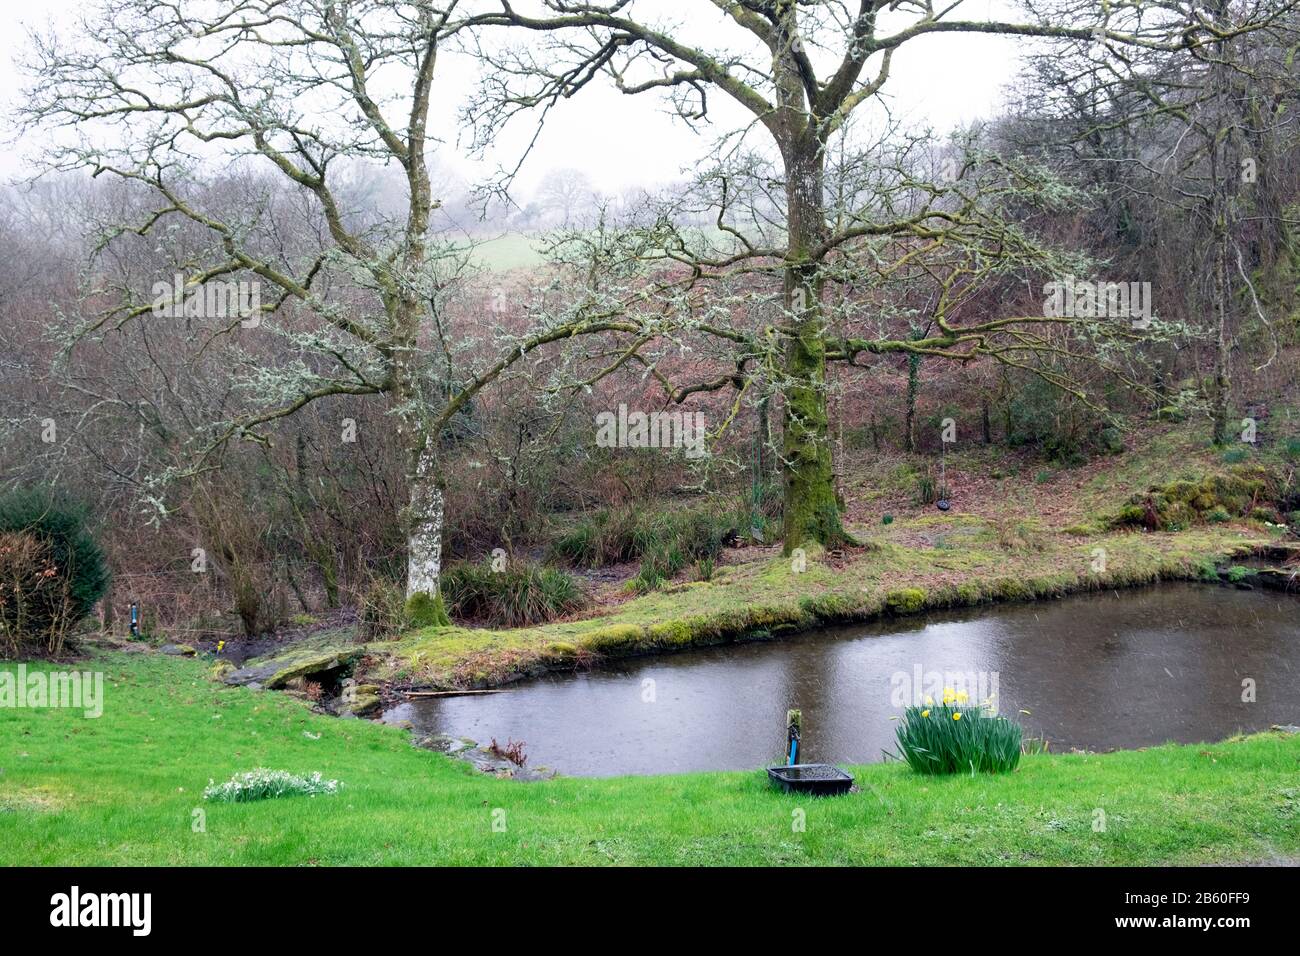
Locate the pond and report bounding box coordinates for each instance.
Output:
[382,583,1300,777]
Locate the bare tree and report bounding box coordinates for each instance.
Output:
[536,167,599,225]
[466,0,1279,552]
[19,0,656,604]
[1019,2,1300,444]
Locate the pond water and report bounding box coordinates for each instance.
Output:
[382,583,1300,777]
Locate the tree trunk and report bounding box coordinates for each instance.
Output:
[904,351,920,452]
[405,438,445,600]
[779,134,854,553]
[756,393,773,481]
[1210,225,1233,446]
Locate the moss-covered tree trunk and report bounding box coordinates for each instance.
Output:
[779,133,854,553]
[1210,224,1233,446]
[904,351,920,452]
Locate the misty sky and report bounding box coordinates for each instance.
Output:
[1,0,1035,198]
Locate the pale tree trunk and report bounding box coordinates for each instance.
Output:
[405,439,444,600]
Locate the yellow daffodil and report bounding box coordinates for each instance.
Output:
[921,709,930,718]
[952,712,962,721]
[924,695,934,706]
[956,691,969,703]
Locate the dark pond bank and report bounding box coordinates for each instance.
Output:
[383,583,1299,777]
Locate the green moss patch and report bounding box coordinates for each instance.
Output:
[1111,464,1284,531]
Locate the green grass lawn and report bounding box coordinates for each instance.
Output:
[3,653,1298,866]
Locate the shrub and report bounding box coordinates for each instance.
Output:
[892,693,1023,775]
[553,503,739,593]
[0,488,110,659]
[441,560,586,627]
[1004,375,1108,462]
[358,576,408,641]
[555,504,736,564]
[203,769,341,803]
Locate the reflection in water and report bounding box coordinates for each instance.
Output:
[383,584,1299,777]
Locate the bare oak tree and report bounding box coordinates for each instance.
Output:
[469,0,1297,551]
[20,0,651,603]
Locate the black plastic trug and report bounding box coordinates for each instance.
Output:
[767,763,854,796]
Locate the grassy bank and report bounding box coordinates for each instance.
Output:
[3,653,1298,866]
[376,524,1270,688]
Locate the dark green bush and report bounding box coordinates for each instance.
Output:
[0,487,110,658]
[1003,375,1108,463]
[441,560,586,627]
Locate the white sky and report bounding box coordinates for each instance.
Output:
[0,0,1035,197]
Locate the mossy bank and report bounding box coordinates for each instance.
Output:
[368,524,1287,689]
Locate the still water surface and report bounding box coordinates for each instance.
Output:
[383,584,1299,776]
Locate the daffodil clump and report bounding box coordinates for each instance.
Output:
[202,769,341,803]
[891,689,1023,775]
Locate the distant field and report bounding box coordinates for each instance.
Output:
[468,233,548,272]
[465,227,743,273]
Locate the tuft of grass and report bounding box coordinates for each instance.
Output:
[441,560,586,628]
[914,474,937,505]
